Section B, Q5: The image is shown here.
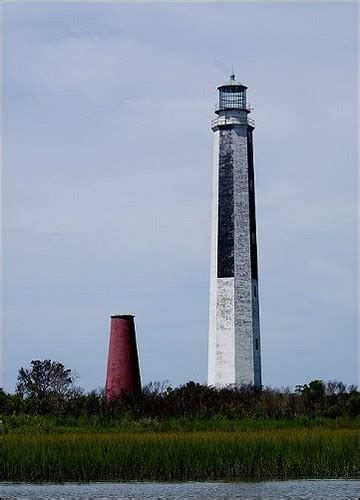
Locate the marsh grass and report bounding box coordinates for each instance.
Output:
[2,428,358,482]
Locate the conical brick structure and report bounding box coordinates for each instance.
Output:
[105,315,141,399]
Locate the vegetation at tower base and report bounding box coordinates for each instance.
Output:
[1,362,359,481]
[2,373,360,422]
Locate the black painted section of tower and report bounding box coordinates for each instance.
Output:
[247,128,258,280]
[217,129,234,278]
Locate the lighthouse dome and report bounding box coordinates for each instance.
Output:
[217,73,247,90]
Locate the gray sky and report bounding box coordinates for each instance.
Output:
[2,2,357,392]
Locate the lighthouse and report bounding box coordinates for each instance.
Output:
[208,74,262,388]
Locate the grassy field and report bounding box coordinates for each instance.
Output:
[1,427,359,482]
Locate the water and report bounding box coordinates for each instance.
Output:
[0,480,358,499]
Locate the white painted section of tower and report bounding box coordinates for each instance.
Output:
[215,277,235,385]
[208,103,261,388]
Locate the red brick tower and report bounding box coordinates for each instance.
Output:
[105,315,141,399]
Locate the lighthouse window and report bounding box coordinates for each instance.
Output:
[219,88,247,110]
[255,339,259,350]
[253,285,257,297]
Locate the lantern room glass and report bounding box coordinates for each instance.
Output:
[219,87,247,110]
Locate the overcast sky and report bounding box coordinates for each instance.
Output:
[2,2,357,392]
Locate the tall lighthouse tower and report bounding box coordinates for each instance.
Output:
[208,74,261,388]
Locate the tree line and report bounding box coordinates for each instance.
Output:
[1,359,359,419]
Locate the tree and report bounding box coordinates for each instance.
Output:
[296,380,325,400]
[16,359,76,399]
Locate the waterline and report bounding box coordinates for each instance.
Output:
[0,479,359,499]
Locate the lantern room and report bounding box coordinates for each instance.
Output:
[216,73,250,113]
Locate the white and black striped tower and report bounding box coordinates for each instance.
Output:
[208,74,261,388]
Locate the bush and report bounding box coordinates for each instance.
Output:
[1,379,359,421]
